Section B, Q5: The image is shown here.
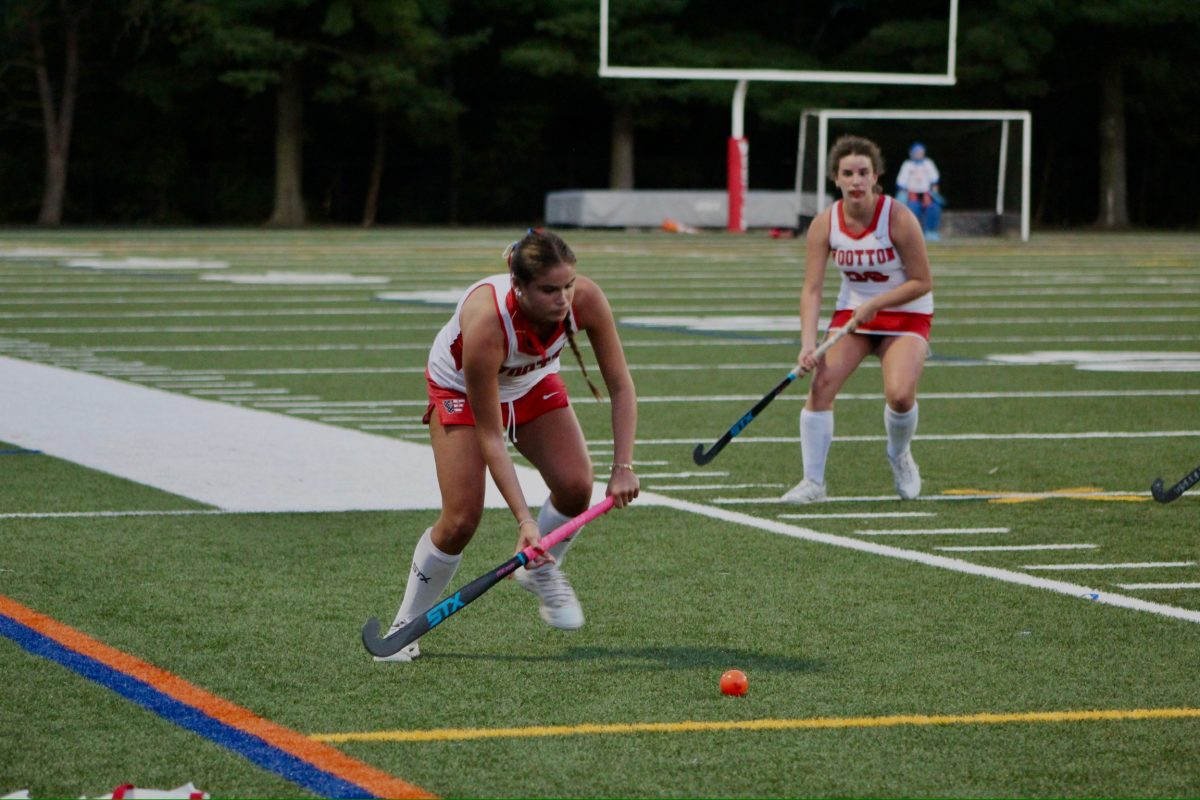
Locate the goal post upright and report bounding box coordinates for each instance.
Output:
[596,0,963,232]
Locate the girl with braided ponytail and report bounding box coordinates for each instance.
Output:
[376,228,639,662]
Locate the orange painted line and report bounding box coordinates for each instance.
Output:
[0,595,433,800]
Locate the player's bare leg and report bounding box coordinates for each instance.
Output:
[511,406,593,629]
[783,333,871,503]
[878,335,928,500]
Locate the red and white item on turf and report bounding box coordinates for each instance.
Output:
[104,784,208,799]
[2,784,209,800]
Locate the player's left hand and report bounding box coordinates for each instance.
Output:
[606,466,640,509]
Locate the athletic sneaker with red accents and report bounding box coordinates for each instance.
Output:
[514,564,584,630]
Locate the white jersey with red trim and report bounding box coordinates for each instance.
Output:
[427,273,576,402]
[830,195,933,315]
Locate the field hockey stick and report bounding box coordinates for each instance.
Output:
[361,496,616,657]
[692,320,857,466]
[1150,462,1200,503]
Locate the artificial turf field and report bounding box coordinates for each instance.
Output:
[1,227,1198,798]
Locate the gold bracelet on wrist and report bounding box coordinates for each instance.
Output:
[517,517,537,528]
[611,462,635,472]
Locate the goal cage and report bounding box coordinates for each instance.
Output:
[796,109,1032,241]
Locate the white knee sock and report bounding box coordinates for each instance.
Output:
[391,527,462,629]
[537,497,578,567]
[884,403,919,458]
[800,408,834,484]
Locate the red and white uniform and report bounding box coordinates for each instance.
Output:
[424,273,573,431]
[828,195,934,340]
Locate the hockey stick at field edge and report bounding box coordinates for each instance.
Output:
[1150,462,1200,504]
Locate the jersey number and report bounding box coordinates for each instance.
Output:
[845,270,889,283]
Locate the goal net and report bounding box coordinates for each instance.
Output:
[795,109,1032,240]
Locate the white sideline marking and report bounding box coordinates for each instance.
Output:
[855,527,1010,536]
[650,496,1200,625]
[937,544,1098,552]
[1022,562,1196,571]
[0,356,576,512]
[1117,583,1200,591]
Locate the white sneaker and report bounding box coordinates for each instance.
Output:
[514,564,584,630]
[372,623,421,662]
[781,478,827,504]
[888,449,922,500]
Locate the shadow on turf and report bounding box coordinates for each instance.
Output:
[421,645,826,674]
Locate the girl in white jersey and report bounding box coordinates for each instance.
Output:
[376,229,639,662]
[783,135,934,504]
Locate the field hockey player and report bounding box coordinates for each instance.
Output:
[376,228,639,662]
[783,135,935,504]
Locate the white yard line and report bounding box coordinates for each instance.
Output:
[1022,562,1196,571]
[780,512,937,520]
[1117,583,1200,591]
[632,433,1200,445]
[855,527,1010,536]
[650,495,1200,625]
[713,490,1158,504]
[643,483,785,491]
[936,544,1098,552]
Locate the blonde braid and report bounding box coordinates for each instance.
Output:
[565,313,602,400]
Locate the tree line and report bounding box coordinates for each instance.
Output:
[2,0,1198,229]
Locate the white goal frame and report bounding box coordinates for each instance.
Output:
[599,0,959,86]
[797,109,1033,241]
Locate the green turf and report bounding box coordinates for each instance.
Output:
[2,229,1199,798]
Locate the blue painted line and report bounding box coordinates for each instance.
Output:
[0,614,374,799]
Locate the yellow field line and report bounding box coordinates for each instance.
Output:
[311,707,1200,744]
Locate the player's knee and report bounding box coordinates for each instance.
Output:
[886,393,916,413]
[437,508,482,546]
[553,478,593,516]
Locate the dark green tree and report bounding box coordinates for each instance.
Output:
[162,0,460,226]
[1,0,89,224]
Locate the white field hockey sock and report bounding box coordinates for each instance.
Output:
[538,497,577,567]
[885,402,919,459]
[800,408,834,485]
[391,527,461,629]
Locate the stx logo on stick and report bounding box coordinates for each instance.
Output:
[425,593,465,627]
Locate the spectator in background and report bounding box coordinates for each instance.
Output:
[895,142,944,241]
